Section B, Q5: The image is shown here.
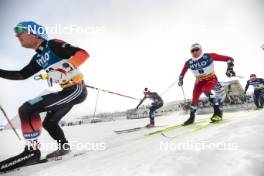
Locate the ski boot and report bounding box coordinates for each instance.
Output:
[46,142,71,160]
[211,105,223,123]
[145,119,155,128]
[183,112,195,126]
[0,145,41,172]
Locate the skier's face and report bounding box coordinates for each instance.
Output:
[250,76,256,81]
[144,91,151,97]
[16,32,39,48]
[191,48,202,58]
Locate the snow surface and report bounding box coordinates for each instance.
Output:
[0,109,264,176]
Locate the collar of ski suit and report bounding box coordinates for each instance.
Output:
[191,52,204,61]
[35,40,47,53]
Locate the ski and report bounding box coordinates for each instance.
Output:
[114,127,143,134]
[0,150,87,173]
[114,125,165,134]
[161,119,228,140]
[144,118,208,137]
[144,124,183,136]
[0,157,48,174]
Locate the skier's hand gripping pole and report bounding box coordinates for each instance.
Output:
[226,59,236,78]
[178,75,183,87]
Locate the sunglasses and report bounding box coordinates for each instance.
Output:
[14,26,28,35]
[191,48,200,53]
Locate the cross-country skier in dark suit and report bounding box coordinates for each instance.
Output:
[135,88,163,128]
[244,74,264,109]
[0,21,89,172]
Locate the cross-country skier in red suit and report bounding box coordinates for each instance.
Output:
[178,43,236,125]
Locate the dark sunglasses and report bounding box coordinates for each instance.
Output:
[191,48,200,53]
[14,26,28,35]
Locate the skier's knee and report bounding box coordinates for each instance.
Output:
[18,102,33,119]
[42,120,57,131]
[42,120,51,130]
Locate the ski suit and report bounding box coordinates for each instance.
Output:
[137,92,163,120]
[245,78,264,108]
[180,53,234,111]
[0,39,89,144]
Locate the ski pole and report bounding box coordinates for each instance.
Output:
[85,85,140,101]
[33,74,140,101]
[0,105,22,141]
[180,86,187,102]
[234,75,244,79]
[93,90,100,119]
[161,79,179,96]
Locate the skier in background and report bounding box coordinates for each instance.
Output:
[135,88,163,127]
[244,74,264,109]
[0,21,89,171]
[178,43,236,125]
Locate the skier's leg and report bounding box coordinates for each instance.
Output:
[149,106,156,120]
[1,88,82,171]
[42,105,73,145]
[202,78,218,98]
[19,83,86,145]
[202,78,222,121]
[253,91,260,108]
[147,102,163,127]
[183,81,203,125]
[147,106,156,127]
[260,91,264,108]
[18,101,43,144]
[41,84,87,158]
[0,102,46,172]
[43,106,74,159]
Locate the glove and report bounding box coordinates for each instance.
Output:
[47,69,68,87]
[226,67,236,78]
[178,75,183,86]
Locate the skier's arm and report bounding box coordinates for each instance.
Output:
[0,59,42,80]
[244,81,250,93]
[179,61,189,79]
[208,53,234,67]
[48,39,89,68]
[208,53,233,62]
[136,97,146,109]
[208,53,235,77]
[178,61,189,86]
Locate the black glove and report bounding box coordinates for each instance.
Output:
[226,67,236,77]
[178,75,183,86]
